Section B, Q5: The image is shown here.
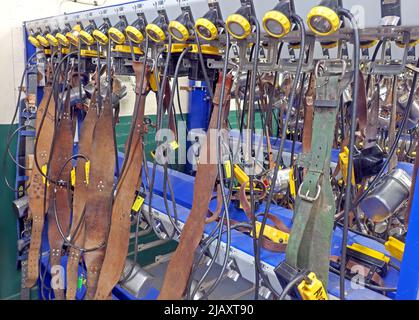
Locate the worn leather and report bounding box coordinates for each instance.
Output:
[46,89,74,300]
[158,73,233,300]
[66,94,98,300]
[238,181,289,252]
[94,61,151,300]
[302,74,315,154]
[82,95,116,300]
[26,67,57,288]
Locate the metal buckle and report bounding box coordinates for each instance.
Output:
[298,182,321,203]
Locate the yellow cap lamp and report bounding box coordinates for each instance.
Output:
[262,1,292,39]
[93,19,110,46]
[66,25,82,47]
[146,15,168,43]
[28,33,43,49]
[195,8,219,41]
[45,28,59,47]
[108,19,127,45]
[226,6,252,40]
[125,16,146,44]
[168,11,193,42]
[79,21,96,46]
[35,29,50,48]
[56,28,70,47]
[307,0,341,37]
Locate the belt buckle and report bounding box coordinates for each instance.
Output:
[298,182,321,203]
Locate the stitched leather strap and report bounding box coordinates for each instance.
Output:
[82,95,116,299]
[94,61,151,300]
[66,95,98,300]
[47,88,74,299]
[158,73,233,300]
[26,83,56,288]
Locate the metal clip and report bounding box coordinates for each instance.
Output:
[298,183,321,203]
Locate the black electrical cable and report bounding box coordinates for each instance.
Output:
[329,266,397,292]
[147,36,175,240]
[246,16,261,300]
[365,40,383,96]
[339,8,361,301]
[255,13,306,298]
[278,273,306,300]
[161,46,191,236]
[187,223,252,299]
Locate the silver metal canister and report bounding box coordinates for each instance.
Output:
[360,169,411,222]
[119,259,154,298]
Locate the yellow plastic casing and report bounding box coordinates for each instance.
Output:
[146,24,166,43]
[66,31,79,47]
[226,14,251,40]
[168,20,190,42]
[263,10,291,39]
[297,273,328,300]
[348,243,390,264]
[56,33,70,47]
[36,34,50,48]
[108,27,126,44]
[339,146,356,186]
[125,25,144,44]
[195,18,218,41]
[79,30,95,46]
[190,44,220,55]
[307,6,340,36]
[233,164,249,185]
[385,237,405,261]
[112,45,143,55]
[92,29,109,45]
[253,221,289,244]
[28,36,42,48]
[46,34,59,47]
[360,40,378,49]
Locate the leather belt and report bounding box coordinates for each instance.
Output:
[46,88,74,299]
[66,94,98,300]
[82,92,117,299]
[26,64,57,288]
[158,73,233,300]
[94,61,151,300]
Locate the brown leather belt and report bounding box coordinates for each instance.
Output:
[238,181,289,253]
[26,66,57,288]
[66,94,98,300]
[158,73,233,300]
[46,88,75,300]
[82,92,116,299]
[94,61,151,300]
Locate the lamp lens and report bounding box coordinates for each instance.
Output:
[229,21,245,37]
[171,27,184,40]
[197,25,212,39]
[265,19,284,36]
[310,16,332,34]
[148,29,160,41]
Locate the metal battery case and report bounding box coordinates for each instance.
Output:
[119,259,154,299]
[360,168,411,222]
[398,92,419,130]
